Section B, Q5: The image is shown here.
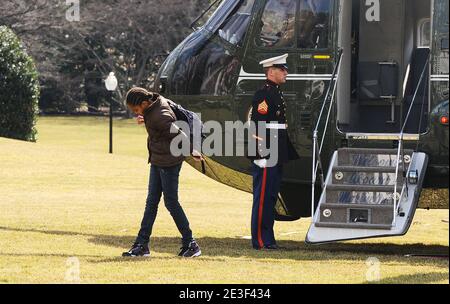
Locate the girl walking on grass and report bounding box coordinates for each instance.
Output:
[122,87,202,258]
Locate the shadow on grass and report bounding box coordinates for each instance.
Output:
[0,226,448,265]
[0,253,105,259]
[373,272,449,284]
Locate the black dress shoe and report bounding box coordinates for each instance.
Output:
[263,244,280,250]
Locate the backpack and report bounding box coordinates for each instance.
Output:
[167,99,205,145]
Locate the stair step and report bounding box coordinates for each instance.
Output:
[332,166,404,173]
[337,149,414,167]
[326,188,398,204]
[338,148,414,155]
[315,222,393,230]
[327,184,396,192]
[330,169,403,186]
[321,203,393,209]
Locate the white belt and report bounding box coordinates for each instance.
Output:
[266,123,287,130]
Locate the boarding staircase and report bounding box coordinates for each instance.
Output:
[305,50,430,244]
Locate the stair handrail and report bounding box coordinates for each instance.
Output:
[392,54,430,226]
[400,54,430,135]
[311,49,344,221]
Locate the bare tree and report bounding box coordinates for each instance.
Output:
[1,0,209,112]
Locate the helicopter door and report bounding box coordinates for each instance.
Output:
[353,0,404,133]
[337,0,432,134]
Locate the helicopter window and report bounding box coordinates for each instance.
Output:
[257,0,297,48]
[218,0,256,46]
[417,19,431,48]
[196,42,240,95]
[205,0,241,33]
[171,39,240,96]
[297,0,331,49]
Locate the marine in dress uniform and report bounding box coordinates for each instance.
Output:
[249,54,299,250]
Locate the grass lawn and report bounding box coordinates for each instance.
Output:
[0,116,448,284]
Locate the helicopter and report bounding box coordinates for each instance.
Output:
[153,0,449,243]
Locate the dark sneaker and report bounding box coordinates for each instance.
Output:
[122,243,150,257]
[178,246,189,257]
[180,241,201,258]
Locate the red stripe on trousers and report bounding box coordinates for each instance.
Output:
[257,168,268,249]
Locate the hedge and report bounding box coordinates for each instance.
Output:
[0,26,40,142]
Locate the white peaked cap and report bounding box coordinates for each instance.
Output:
[259,53,289,69]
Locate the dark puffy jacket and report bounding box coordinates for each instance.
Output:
[143,95,185,167]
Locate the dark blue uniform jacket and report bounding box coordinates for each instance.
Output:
[249,80,299,164]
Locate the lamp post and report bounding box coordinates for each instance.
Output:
[105,72,118,154]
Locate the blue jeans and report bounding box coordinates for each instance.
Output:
[135,163,193,247]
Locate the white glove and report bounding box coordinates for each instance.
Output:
[253,159,267,168]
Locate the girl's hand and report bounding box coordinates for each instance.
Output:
[192,150,204,162]
[137,115,145,125]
